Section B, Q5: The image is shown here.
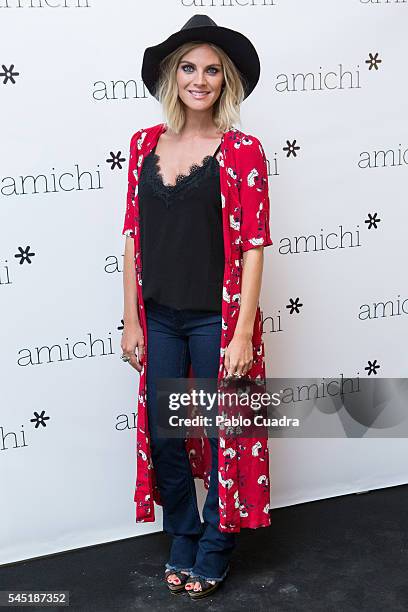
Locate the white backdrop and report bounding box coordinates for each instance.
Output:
[1,0,407,566]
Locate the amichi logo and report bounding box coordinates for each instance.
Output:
[360,0,407,4]
[0,259,11,286]
[1,164,102,196]
[275,64,362,93]
[181,0,276,6]
[0,0,90,8]
[261,311,282,335]
[93,79,148,101]
[359,294,408,320]
[0,426,28,452]
[17,332,115,366]
[279,225,361,255]
[358,143,408,168]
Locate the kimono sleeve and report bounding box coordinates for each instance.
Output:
[238,135,273,253]
[121,130,140,237]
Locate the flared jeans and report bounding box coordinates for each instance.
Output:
[145,298,237,582]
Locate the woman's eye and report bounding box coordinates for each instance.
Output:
[182,65,218,74]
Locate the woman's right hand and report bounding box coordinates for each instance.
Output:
[121,321,145,372]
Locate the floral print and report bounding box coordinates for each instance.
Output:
[122,123,273,533]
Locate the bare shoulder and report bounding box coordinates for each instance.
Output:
[158,129,176,144]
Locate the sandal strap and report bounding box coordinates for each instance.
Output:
[165,569,189,582]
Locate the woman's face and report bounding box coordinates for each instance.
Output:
[176,44,224,111]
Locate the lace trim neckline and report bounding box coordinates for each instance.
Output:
[151,144,221,189]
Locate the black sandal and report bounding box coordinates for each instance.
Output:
[164,569,190,594]
[185,575,221,599]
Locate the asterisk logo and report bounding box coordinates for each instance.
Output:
[14,245,35,265]
[106,151,126,170]
[0,64,19,84]
[30,410,50,428]
[283,139,300,158]
[365,53,382,71]
[365,359,380,376]
[365,213,381,229]
[286,297,303,314]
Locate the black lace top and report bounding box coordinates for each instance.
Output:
[138,142,224,312]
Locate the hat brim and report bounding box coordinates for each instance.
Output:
[141,24,260,101]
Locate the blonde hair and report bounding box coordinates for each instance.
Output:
[154,41,246,134]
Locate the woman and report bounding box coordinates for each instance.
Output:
[120,14,273,599]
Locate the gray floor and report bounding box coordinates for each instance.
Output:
[1,484,407,611]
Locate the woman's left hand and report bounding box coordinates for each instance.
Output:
[224,332,253,378]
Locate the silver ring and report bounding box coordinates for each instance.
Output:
[121,353,130,362]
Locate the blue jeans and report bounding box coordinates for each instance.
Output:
[145,298,237,582]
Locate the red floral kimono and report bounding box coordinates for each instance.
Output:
[122,122,273,533]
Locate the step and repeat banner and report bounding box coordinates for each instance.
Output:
[1,0,407,565]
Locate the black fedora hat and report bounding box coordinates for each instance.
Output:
[141,14,261,101]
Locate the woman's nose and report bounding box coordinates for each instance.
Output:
[193,71,207,85]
